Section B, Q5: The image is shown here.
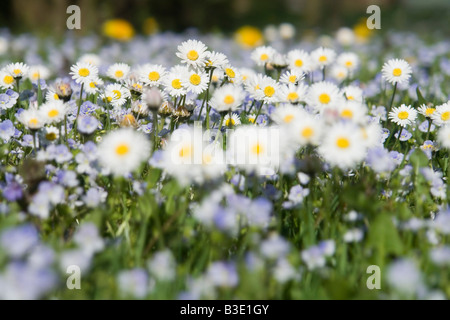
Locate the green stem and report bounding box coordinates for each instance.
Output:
[152,110,158,150]
[254,101,265,125]
[322,67,326,81]
[425,119,432,141]
[228,110,233,129]
[393,126,403,150]
[198,68,214,121]
[214,113,225,143]
[387,82,397,115]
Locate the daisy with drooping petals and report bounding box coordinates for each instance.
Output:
[381,58,412,85]
[279,70,305,86]
[311,47,336,70]
[337,52,359,73]
[418,104,436,118]
[279,83,308,104]
[209,84,245,113]
[307,81,342,111]
[389,104,418,127]
[70,62,98,85]
[0,71,15,89]
[4,62,29,79]
[286,49,311,74]
[318,122,366,170]
[251,46,277,67]
[17,108,46,130]
[271,104,305,126]
[101,84,131,108]
[176,39,210,69]
[431,102,450,126]
[223,113,241,127]
[181,69,210,95]
[138,64,167,87]
[98,129,151,176]
[39,100,68,124]
[107,63,130,82]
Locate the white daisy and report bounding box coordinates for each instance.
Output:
[244,73,265,100]
[101,84,131,108]
[437,126,450,149]
[286,49,311,74]
[98,129,151,176]
[271,104,305,126]
[360,122,383,148]
[279,83,308,104]
[221,65,242,85]
[341,85,364,103]
[181,69,210,95]
[205,51,229,69]
[0,71,15,89]
[4,62,29,79]
[318,122,367,169]
[337,100,367,124]
[311,47,336,70]
[39,100,68,124]
[176,39,210,69]
[78,53,101,67]
[238,68,256,85]
[84,77,104,95]
[337,52,359,73]
[163,66,188,98]
[223,113,241,127]
[17,108,46,130]
[307,81,342,111]
[418,104,436,118]
[431,102,450,126]
[382,58,412,85]
[279,70,305,86]
[288,113,323,147]
[107,63,131,82]
[389,104,418,127]
[256,75,281,104]
[138,64,167,87]
[45,90,61,102]
[29,65,51,82]
[209,84,245,113]
[330,65,348,82]
[251,46,277,67]
[70,62,98,85]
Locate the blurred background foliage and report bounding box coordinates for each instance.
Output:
[0,0,449,37]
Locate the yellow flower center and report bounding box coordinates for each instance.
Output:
[319,93,331,104]
[301,127,313,138]
[32,72,40,80]
[225,68,235,78]
[347,95,354,100]
[171,79,182,89]
[225,118,236,126]
[45,132,57,141]
[260,53,269,61]
[425,108,435,116]
[187,50,199,61]
[212,75,219,82]
[251,143,264,155]
[29,118,38,127]
[89,82,97,88]
[115,143,130,156]
[341,109,353,119]
[13,69,21,75]
[189,74,201,86]
[202,154,213,164]
[115,70,124,78]
[78,68,90,77]
[223,95,235,105]
[288,75,297,83]
[294,59,303,67]
[107,97,113,102]
[179,144,193,159]
[392,68,402,77]
[287,92,299,102]
[148,71,160,82]
[319,55,327,62]
[48,109,59,118]
[54,93,60,100]
[248,116,256,123]
[345,61,353,67]
[113,90,122,99]
[283,114,294,123]
[398,111,409,120]
[3,75,14,85]
[442,111,450,121]
[264,86,275,97]
[336,137,350,149]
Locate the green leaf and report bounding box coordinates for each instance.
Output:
[416,87,427,105]
[409,148,429,169]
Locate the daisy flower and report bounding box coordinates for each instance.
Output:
[131,100,150,117]
[209,84,245,113]
[84,77,104,95]
[79,53,101,67]
[341,85,364,102]
[318,122,367,169]
[238,68,256,85]
[4,62,29,79]
[17,108,46,130]
[286,49,311,74]
[97,129,151,176]
[247,113,257,124]
[337,100,367,124]
[251,46,277,67]
[279,83,308,104]
[360,122,383,149]
[221,65,242,85]
[0,71,15,89]
[138,64,167,87]
[288,114,323,147]
[256,75,281,104]
[311,47,336,69]
[43,126,59,141]
[337,52,359,73]
[279,70,305,86]
[101,84,131,108]
[39,100,68,124]
[244,73,265,100]
[205,51,229,69]
[431,102,450,126]
[389,104,418,127]
[307,81,342,111]
[418,104,436,118]
[107,63,131,82]
[437,126,450,149]
[163,66,188,98]
[176,39,210,69]
[381,58,412,85]
[45,90,61,102]
[181,69,210,95]
[269,52,288,69]
[330,65,349,82]
[70,62,98,85]
[270,104,305,126]
[28,65,51,82]
[223,113,241,127]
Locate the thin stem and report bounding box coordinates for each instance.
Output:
[106,104,111,131]
[247,100,256,114]
[214,113,225,143]
[322,67,326,81]
[254,101,265,125]
[198,68,214,121]
[152,110,158,149]
[73,83,84,135]
[393,126,403,150]
[387,82,397,115]
[425,119,432,141]
[228,110,233,129]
